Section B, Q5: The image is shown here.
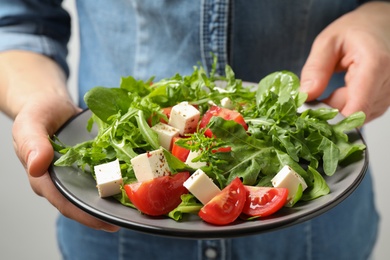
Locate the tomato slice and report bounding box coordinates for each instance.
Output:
[124,171,189,216]
[198,177,247,225]
[242,186,288,217]
[199,106,248,137]
[171,137,190,162]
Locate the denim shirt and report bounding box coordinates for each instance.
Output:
[0,1,379,259]
[0,0,370,104]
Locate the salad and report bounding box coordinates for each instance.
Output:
[51,62,366,225]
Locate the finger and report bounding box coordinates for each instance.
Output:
[367,96,390,120]
[341,56,390,123]
[300,33,340,101]
[29,172,120,232]
[12,123,55,178]
[322,86,347,113]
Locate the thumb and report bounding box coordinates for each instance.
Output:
[12,96,80,178]
[300,35,339,101]
[13,116,56,178]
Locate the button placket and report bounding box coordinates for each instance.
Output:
[200,0,230,75]
[198,239,230,260]
[131,0,151,80]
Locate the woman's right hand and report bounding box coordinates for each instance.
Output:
[1,51,119,232]
[14,94,119,232]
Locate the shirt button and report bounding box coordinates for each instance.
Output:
[204,247,218,259]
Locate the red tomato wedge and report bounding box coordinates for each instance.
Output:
[171,137,190,162]
[242,186,288,217]
[211,146,232,153]
[160,107,172,123]
[124,171,189,216]
[199,106,248,137]
[198,177,247,225]
[147,107,172,126]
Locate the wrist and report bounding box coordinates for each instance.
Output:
[0,50,74,119]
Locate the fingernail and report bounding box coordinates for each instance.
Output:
[101,226,120,233]
[27,150,37,171]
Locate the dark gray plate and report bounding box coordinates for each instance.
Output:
[49,102,368,239]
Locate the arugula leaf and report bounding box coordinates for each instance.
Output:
[135,110,159,150]
[84,87,131,123]
[120,75,153,97]
[168,194,203,221]
[162,149,193,174]
[286,183,303,207]
[334,111,366,134]
[256,71,307,113]
[113,188,135,208]
[318,137,340,176]
[301,166,330,201]
[300,107,339,121]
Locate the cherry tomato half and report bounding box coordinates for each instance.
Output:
[124,171,189,216]
[199,106,248,137]
[171,137,190,162]
[198,177,247,225]
[242,186,288,217]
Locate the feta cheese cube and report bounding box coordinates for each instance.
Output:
[185,150,207,169]
[94,159,123,197]
[151,122,180,150]
[271,165,308,206]
[168,102,200,135]
[183,169,221,204]
[220,97,234,109]
[130,148,171,182]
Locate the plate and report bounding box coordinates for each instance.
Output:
[49,102,368,239]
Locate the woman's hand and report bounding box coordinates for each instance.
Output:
[13,95,120,231]
[0,51,119,232]
[300,1,390,123]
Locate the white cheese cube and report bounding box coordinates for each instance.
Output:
[185,150,207,169]
[151,122,180,150]
[183,169,221,205]
[168,101,200,135]
[94,159,123,197]
[220,97,234,109]
[271,165,308,205]
[208,100,217,106]
[130,148,171,182]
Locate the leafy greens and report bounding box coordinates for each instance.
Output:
[51,63,366,219]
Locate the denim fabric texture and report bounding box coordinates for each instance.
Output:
[0,0,70,75]
[0,0,380,259]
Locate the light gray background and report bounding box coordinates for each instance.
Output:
[1,1,389,259]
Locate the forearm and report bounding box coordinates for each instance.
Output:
[0,50,74,119]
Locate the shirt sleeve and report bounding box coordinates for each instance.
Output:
[0,0,71,76]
